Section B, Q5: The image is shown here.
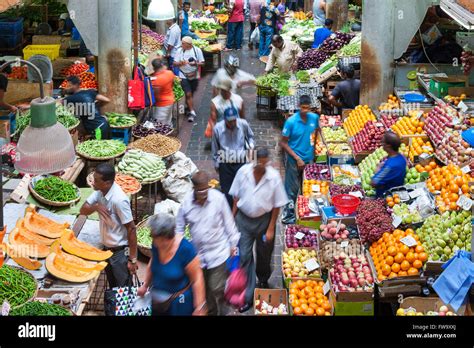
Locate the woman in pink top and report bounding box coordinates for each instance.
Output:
[225,0,245,51]
[248,0,264,49]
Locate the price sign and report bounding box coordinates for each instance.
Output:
[323,281,331,295]
[304,258,320,272]
[312,184,321,192]
[461,166,471,174]
[422,146,432,152]
[392,215,402,228]
[349,191,363,198]
[419,153,431,160]
[447,228,452,235]
[409,201,418,212]
[295,232,305,240]
[458,101,468,113]
[375,123,384,127]
[400,235,418,247]
[341,241,349,248]
[1,300,10,316]
[320,169,329,174]
[342,179,351,186]
[329,118,336,126]
[452,117,460,125]
[143,121,155,129]
[457,195,473,211]
[205,10,211,15]
[409,189,423,199]
[317,198,324,205]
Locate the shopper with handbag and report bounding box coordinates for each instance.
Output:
[174,36,205,122]
[137,213,207,316]
[212,108,255,208]
[176,171,241,316]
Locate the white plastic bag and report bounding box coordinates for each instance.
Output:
[154,199,181,216]
[162,152,197,203]
[250,27,260,44]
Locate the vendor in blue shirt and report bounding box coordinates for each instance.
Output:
[280,95,319,224]
[312,18,333,49]
[179,2,199,40]
[371,131,408,197]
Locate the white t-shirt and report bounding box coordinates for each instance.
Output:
[174,46,205,79]
[211,68,256,94]
[165,23,182,57]
[211,93,244,122]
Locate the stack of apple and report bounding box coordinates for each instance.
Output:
[424,104,460,146]
[351,120,386,153]
[322,127,348,142]
[436,130,473,166]
[297,196,310,217]
[315,137,327,156]
[282,249,321,279]
[319,114,342,127]
[358,147,387,195]
[396,305,457,316]
[329,253,374,292]
[319,221,358,241]
[380,113,398,129]
[327,143,352,155]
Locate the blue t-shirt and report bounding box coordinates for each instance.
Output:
[282,112,319,163]
[312,27,332,48]
[182,10,189,34]
[372,154,407,197]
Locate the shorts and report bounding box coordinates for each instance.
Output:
[181,78,199,94]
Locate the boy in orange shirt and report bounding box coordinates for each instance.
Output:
[150,58,175,126]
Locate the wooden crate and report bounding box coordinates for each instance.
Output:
[254,289,289,316]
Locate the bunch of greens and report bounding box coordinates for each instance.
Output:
[10,301,72,316]
[76,140,126,158]
[192,39,210,49]
[296,70,310,83]
[191,21,222,31]
[0,266,37,308]
[173,79,185,101]
[276,80,291,96]
[33,176,78,203]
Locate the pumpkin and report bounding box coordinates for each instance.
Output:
[60,230,113,261]
[2,243,42,270]
[23,209,70,239]
[8,220,51,258]
[16,219,56,246]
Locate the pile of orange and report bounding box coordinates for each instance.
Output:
[385,193,401,208]
[343,105,376,136]
[289,279,332,316]
[406,138,434,163]
[369,229,427,282]
[303,180,329,197]
[378,95,400,111]
[391,117,425,136]
[415,161,438,173]
[425,164,472,212]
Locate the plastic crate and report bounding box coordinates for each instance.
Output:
[23,45,61,61]
[0,32,23,49]
[0,18,24,35]
[111,128,131,145]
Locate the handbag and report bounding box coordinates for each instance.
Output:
[104,275,151,316]
[136,66,156,107]
[151,283,191,315]
[128,66,145,110]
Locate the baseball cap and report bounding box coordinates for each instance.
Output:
[224,106,239,121]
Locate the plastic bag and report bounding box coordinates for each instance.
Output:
[154,199,181,216]
[224,267,247,308]
[250,27,260,44]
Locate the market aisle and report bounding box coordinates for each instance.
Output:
[179,25,287,297]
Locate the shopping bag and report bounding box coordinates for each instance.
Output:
[128,66,145,110]
[250,26,260,44]
[104,275,151,316]
[136,66,156,107]
[224,266,247,308]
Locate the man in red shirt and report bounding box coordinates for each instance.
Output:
[225,0,245,51]
[150,58,176,126]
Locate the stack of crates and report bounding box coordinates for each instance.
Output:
[0,18,23,50]
[256,85,278,120]
[111,128,131,145]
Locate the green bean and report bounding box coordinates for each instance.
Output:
[76,140,126,158]
[0,266,37,308]
[9,301,72,316]
[34,176,78,202]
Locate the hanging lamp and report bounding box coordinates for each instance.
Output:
[146,0,175,21]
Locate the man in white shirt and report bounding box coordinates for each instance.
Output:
[265,34,303,73]
[211,55,256,96]
[176,171,240,316]
[174,36,205,122]
[229,148,288,312]
[210,77,245,126]
[164,17,182,75]
[80,163,137,289]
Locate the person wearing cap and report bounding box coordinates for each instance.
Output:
[229,148,288,313]
[265,35,303,73]
[210,78,245,128]
[328,64,360,111]
[211,55,256,96]
[212,109,255,208]
[312,18,333,49]
[280,95,320,224]
[174,36,205,122]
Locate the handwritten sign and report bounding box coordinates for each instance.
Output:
[295,232,305,240]
[392,215,402,228]
[457,195,473,211]
[400,236,417,247]
[304,258,320,272]
[323,281,331,295]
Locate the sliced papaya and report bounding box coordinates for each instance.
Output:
[60,230,112,261]
[24,210,70,239]
[45,252,101,283]
[8,220,50,258]
[3,243,42,270]
[16,219,56,246]
[50,240,107,271]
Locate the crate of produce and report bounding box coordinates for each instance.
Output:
[111,127,131,145]
[295,194,329,229]
[288,278,334,316]
[254,289,289,315]
[331,164,361,185]
[282,249,322,288]
[398,296,469,316]
[0,32,23,49]
[0,17,24,35]
[23,45,61,61]
[429,76,467,98]
[302,179,330,198]
[285,224,319,250]
[319,237,363,270]
[321,127,348,144]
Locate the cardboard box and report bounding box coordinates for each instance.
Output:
[4,80,53,104]
[429,76,468,98]
[254,289,289,316]
[399,296,469,316]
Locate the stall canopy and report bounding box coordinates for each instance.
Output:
[0,0,21,12]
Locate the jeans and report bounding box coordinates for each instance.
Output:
[284,155,302,205]
[227,21,244,49]
[236,211,274,304]
[259,25,274,57]
[202,262,229,316]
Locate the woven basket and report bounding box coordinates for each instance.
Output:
[131,128,174,140]
[87,172,142,195]
[129,135,181,158]
[76,148,126,161]
[136,218,152,258]
[5,266,39,310]
[29,176,81,207]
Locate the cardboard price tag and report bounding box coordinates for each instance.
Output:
[422,146,432,152]
[400,235,417,247]
[409,201,418,212]
[461,166,471,174]
[342,179,351,186]
[320,169,329,174]
[304,258,320,272]
[323,281,331,295]
[295,232,305,240]
[375,122,384,127]
[349,191,363,198]
[452,117,460,125]
[392,215,402,228]
[340,241,349,248]
[312,184,321,192]
[457,195,473,211]
[419,153,431,160]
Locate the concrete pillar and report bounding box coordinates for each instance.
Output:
[97,0,132,113]
[360,0,395,110]
[326,0,348,31]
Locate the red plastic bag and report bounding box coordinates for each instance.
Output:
[128,67,145,109]
[224,267,247,308]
